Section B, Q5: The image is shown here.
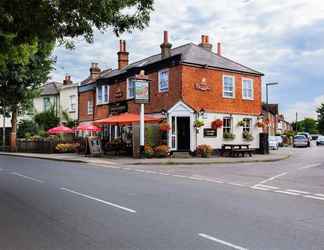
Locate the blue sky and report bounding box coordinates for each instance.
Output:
[51,0,324,121]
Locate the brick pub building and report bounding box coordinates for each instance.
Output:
[79,31,264,152]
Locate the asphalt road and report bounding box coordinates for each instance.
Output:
[0,145,324,250]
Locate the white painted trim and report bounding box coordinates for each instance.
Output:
[126,78,135,99]
[167,100,195,114]
[223,75,235,99]
[242,78,254,100]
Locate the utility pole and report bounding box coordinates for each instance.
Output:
[265,82,279,135]
[295,112,298,132]
[2,103,5,150]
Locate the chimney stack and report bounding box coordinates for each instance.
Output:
[199,35,213,51]
[160,31,172,59]
[90,62,101,79]
[217,42,222,56]
[117,40,129,70]
[63,75,72,85]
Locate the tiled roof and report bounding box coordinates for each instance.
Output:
[81,68,112,85]
[40,82,62,96]
[100,43,263,80]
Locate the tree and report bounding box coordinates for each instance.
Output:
[293,118,318,134]
[317,103,324,134]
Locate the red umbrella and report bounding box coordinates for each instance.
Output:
[75,124,101,132]
[48,125,74,134]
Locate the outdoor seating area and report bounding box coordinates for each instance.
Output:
[220,144,254,157]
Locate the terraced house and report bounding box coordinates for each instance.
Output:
[78,31,264,152]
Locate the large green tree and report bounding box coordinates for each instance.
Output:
[292,118,318,134]
[317,103,324,134]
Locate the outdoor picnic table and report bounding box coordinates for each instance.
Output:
[221,144,253,157]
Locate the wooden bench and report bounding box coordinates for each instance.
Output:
[232,148,254,157]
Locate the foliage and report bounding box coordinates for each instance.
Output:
[143,144,154,158]
[61,111,76,128]
[159,121,171,132]
[0,0,154,54]
[223,132,235,140]
[154,145,169,158]
[55,143,79,153]
[17,119,37,138]
[242,131,254,141]
[194,119,205,128]
[34,109,60,131]
[196,144,213,158]
[317,103,324,134]
[237,120,245,127]
[292,118,318,134]
[145,126,155,146]
[284,130,295,138]
[211,119,223,129]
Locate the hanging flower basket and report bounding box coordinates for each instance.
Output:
[243,131,254,141]
[194,119,205,128]
[255,121,264,128]
[223,132,235,140]
[237,120,245,127]
[211,119,223,129]
[159,122,171,132]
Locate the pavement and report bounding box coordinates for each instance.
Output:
[0,148,290,166]
[0,144,324,249]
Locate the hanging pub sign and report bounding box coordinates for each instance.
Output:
[130,71,151,104]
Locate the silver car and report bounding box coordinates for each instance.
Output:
[293,135,308,148]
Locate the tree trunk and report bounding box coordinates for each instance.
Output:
[10,109,17,152]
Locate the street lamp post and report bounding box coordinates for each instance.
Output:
[265,82,279,135]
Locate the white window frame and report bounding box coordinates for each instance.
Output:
[87,99,93,115]
[43,97,51,111]
[69,95,76,112]
[127,78,135,99]
[223,117,232,134]
[158,68,169,93]
[96,85,109,105]
[223,75,235,98]
[242,78,254,100]
[243,118,252,133]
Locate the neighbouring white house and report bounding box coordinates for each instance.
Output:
[33,75,79,122]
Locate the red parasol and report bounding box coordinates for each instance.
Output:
[75,124,101,132]
[48,125,74,134]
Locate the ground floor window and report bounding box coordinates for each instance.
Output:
[223,117,232,134]
[243,118,252,133]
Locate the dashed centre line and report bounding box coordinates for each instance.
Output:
[11,172,44,183]
[198,233,248,250]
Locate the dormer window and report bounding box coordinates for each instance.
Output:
[158,69,169,92]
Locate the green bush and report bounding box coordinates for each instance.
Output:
[223,132,235,140]
[17,119,37,138]
[34,110,60,131]
[242,131,254,141]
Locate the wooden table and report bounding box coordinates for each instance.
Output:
[221,144,253,157]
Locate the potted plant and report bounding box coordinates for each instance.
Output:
[154,145,170,158]
[194,119,205,128]
[196,144,213,158]
[144,144,154,158]
[223,132,235,140]
[242,131,254,141]
[211,119,223,129]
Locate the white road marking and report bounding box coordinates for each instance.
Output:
[275,190,300,196]
[202,178,225,184]
[135,169,147,173]
[298,163,321,170]
[257,172,287,185]
[143,170,158,174]
[123,168,131,171]
[158,172,170,176]
[60,187,136,213]
[188,176,203,181]
[172,174,188,178]
[286,189,310,194]
[228,182,244,187]
[256,184,279,190]
[251,186,270,191]
[198,233,248,250]
[11,172,44,183]
[314,193,324,197]
[304,195,324,201]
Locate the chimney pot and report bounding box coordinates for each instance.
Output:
[118,40,129,70]
[160,30,172,59]
[199,34,212,51]
[217,42,222,56]
[90,62,101,79]
[63,75,72,85]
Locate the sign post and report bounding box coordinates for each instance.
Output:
[132,70,150,157]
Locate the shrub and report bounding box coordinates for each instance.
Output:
[17,119,37,138]
[242,131,254,141]
[196,144,213,158]
[154,145,169,158]
[34,110,60,131]
[55,143,79,153]
[211,119,223,129]
[223,132,235,140]
[144,144,154,158]
[194,119,205,128]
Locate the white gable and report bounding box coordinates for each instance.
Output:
[168,101,194,114]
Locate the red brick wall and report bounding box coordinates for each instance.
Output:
[79,91,95,122]
[181,65,262,115]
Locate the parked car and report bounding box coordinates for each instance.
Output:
[275,136,283,146]
[316,136,324,146]
[269,136,279,150]
[297,132,311,147]
[311,134,321,140]
[293,135,309,148]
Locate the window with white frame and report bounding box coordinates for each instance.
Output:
[127,78,135,99]
[243,118,252,133]
[242,79,253,100]
[223,75,235,98]
[223,117,232,134]
[43,97,51,111]
[69,95,76,112]
[96,85,109,105]
[87,98,93,115]
[158,69,169,92]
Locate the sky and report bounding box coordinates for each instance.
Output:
[51,0,324,122]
